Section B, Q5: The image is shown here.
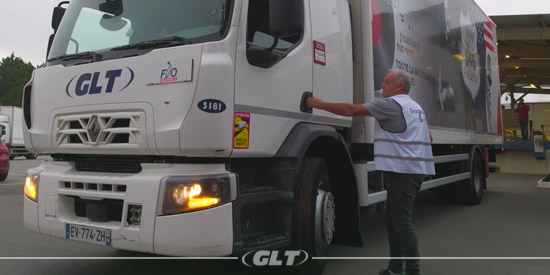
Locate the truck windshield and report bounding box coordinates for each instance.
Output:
[48,0,233,64]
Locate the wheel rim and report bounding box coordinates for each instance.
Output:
[314,183,335,252]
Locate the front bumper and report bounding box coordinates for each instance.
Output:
[23,161,236,256]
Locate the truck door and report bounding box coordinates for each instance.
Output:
[234,0,312,155]
[309,0,353,119]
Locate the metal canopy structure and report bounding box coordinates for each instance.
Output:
[493,14,550,101]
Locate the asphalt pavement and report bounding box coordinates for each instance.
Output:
[324,172,550,275]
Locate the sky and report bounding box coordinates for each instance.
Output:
[1,0,549,66]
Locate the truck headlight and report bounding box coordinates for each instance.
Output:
[160,174,235,215]
[24,170,41,202]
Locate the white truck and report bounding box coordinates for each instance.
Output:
[24,0,501,273]
[0,106,37,159]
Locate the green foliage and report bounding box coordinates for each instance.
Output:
[0,53,35,107]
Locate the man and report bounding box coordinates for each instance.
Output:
[514,99,530,140]
[307,71,435,275]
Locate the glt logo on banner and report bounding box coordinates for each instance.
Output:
[241,250,309,267]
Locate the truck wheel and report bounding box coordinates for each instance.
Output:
[0,172,7,181]
[8,147,14,160]
[292,157,335,275]
[456,150,484,205]
[25,154,38,160]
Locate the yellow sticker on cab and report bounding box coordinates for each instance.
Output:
[234,112,250,149]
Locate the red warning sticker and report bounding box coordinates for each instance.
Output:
[313,41,326,66]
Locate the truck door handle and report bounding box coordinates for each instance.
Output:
[300,91,313,113]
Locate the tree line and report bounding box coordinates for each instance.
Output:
[0,53,41,107]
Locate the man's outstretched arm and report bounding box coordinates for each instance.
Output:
[306,97,371,117]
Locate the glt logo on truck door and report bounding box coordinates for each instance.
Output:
[65,67,135,98]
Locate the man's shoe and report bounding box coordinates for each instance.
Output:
[378,268,405,275]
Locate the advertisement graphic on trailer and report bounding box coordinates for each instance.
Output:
[372,0,499,134]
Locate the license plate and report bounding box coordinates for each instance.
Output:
[65,224,111,246]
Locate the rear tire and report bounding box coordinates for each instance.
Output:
[25,154,37,160]
[8,147,14,160]
[0,172,7,181]
[292,157,334,275]
[456,150,484,205]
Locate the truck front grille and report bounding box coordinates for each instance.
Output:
[61,181,127,192]
[55,112,142,146]
[74,157,143,173]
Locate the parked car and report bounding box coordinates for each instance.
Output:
[0,137,9,181]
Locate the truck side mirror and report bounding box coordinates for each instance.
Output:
[51,6,66,31]
[48,2,69,57]
[47,34,55,57]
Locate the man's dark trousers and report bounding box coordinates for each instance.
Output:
[383,172,424,275]
[519,119,528,140]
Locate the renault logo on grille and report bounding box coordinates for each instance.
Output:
[87,116,102,143]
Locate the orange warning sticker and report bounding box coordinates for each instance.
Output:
[234,112,250,149]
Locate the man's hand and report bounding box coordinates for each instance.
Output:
[307,97,324,109]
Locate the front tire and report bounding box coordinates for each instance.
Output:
[292,157,335,274]
[0,172,7,181]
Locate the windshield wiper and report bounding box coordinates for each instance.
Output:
[110,36,192,51]
[47,51,102,62]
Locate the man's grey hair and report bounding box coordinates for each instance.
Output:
[394,71,412,93]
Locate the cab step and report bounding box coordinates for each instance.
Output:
[242,232,289,249]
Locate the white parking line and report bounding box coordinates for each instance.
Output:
[0,257,239,260]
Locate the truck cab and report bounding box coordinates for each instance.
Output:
[0,115,9,142]
[25,1,357,270]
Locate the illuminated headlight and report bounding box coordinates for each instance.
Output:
[24,169,41,202]
[160,174,235,215]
